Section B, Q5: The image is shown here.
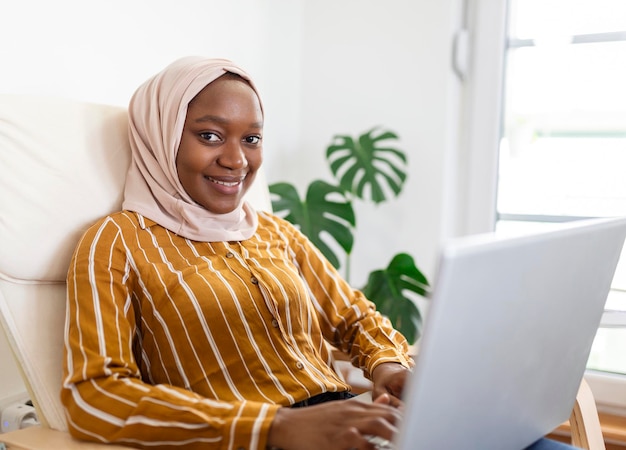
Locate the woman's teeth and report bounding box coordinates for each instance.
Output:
[206,176,240,187]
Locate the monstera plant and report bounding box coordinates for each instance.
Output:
[269,126,429,343]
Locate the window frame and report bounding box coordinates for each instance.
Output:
[463,0,626,414]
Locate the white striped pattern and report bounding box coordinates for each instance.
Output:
[61,210,412,449]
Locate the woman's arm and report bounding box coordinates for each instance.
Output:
[273,214,414,379]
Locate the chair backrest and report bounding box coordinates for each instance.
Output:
[0,94,272,431]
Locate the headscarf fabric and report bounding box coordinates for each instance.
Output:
[122,56,262,242]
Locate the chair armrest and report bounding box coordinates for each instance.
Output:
[569,378,606,450]
[0,426,131,449]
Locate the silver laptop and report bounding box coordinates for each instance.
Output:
[385,217,626,450]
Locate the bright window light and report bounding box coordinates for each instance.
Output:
[498,0,626,376]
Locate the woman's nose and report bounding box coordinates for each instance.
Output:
[218,141,247,169]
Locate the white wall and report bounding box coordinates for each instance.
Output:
[0,0,463,402]
[295,0,463,287]
[0,0,273,104]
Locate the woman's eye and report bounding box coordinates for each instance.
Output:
[199,132,220,142]
[245,135,261,145]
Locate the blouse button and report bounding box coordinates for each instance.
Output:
[250,276,258,284]
[295,361,304,370]
[226,252,234,258]
[271,319,279,328]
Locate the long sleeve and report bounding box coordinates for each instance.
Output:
[62,212,278,449]
[62,210,412,449]
[255,212,414,378]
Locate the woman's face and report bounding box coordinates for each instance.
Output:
[176,74,263,214]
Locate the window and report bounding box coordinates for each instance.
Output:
[496,0,626,391]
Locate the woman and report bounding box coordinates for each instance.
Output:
[62,56,410,450]
[61,56,579,450]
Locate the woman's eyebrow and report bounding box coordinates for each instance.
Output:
[195,114,228,124]
[194,114,263,129]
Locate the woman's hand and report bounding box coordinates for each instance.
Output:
[267,396,402,450]
[371,362,411,408]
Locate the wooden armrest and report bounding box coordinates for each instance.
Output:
[569,378,605,450]
[0,426,131,449]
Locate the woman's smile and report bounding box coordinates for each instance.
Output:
[176,73,263,215]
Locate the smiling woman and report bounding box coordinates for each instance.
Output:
[177,74,264,215]
[60,56,415,450]
[121,59,264,244]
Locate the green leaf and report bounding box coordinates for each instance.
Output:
[326,127,408,204]
[269,180,356,269]
[361,253,430,343]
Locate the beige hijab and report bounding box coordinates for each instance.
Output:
[122,56,262,241]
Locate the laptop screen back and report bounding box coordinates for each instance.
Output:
[395,218,626,450]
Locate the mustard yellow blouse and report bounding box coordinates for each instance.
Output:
[62,210,412,449]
